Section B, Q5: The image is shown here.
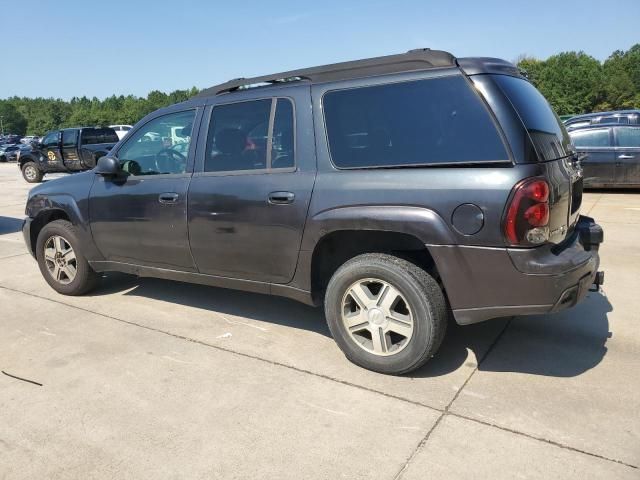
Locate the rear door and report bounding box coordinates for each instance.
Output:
[61,129,82,170]
[613,126,640,186]
[569,128,615,186]
[188,86,316,284]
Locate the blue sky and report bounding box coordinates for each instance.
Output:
[2,0,639,99]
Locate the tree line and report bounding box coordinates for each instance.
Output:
[516,44,639,115]
[0,87,199,136]
[0,44,638,136]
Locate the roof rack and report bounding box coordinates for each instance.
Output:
[196,48,456,97]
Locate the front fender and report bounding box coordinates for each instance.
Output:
[300,205,456,251]
[25,173,104,261]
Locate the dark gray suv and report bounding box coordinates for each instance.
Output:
[22,49,604,374]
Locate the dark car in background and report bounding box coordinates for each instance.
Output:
[569,124,640,188]
[565,110,640,130]
[21,49,603,374]
[0,143,31,162]
[18,127,119,183]
[0,144,20,161]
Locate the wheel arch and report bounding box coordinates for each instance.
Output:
[28,209,71,256]
[308,229,444,305]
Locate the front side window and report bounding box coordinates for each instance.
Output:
[62,129,78,147]
[323,75,507,168]
[42,131,59,147]
[615,127,640,147]
[116,110,195,175]
[205,98,295,172]
[569,129,611,148]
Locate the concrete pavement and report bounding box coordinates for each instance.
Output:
[0,163,638,478]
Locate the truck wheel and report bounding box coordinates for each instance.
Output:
[36,220,100,295]
[324,253,447,375]
[22,162,44,183]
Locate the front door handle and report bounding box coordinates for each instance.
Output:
[268,191,295,205]
[618,154,634,159]
[158,192,179,204]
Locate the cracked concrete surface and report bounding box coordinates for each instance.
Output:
[0,164,638,478]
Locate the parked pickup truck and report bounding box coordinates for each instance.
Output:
[18,127,119,183]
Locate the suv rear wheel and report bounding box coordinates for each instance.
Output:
[36,220,100,295]
[324,253,447,375]
[22,162,43,183]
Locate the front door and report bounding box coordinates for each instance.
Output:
[40,130,62,170]
[571,127,615,186]
[89,108,200,271]
[188,90,315,284]
[614,126,640,186]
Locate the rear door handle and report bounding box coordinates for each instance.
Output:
[618,154,634,159]
[158,192,179,204]
[268,191,295,205]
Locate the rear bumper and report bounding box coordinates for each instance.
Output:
[430,216,603,325]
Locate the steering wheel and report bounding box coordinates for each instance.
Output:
[155,147,187,174]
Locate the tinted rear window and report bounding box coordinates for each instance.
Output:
[323,75,507,168]
[493,75,572,161]
[569,128,611,148]
[616,127,640,147]
[80,128,119,145]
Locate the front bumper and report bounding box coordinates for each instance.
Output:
[430,215,603,325]
[22,217,35,258]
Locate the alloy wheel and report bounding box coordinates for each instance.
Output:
[43,235,77,285]
[341,278,414,356]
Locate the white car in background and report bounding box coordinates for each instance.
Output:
[109,125,133,140]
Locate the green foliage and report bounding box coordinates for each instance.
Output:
[517,44,640,115]
[0,87,200,136]
[0,102,28,135]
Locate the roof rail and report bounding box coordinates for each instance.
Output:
[196,48,456,97]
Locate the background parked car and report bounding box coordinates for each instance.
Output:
[109,124,133,140]
[565,110,640,130]
[0,144,21,161]
[21,136,40,144]
[569,124,640,188]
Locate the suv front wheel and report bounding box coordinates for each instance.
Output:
[36,220,100,295]
[325,253,447,375]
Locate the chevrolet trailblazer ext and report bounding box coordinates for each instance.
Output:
[23,49,604,374]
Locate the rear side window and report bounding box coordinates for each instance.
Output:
[615,127,640,147]
[205,98,295,172]
[323,76,507,168]
[493,75,571,161]
[62,129,78,147]
[569,129,611,148]
[81,128,119,145]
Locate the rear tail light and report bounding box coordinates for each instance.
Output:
[504,178,550,246]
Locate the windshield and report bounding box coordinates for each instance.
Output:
[494,75,573,161]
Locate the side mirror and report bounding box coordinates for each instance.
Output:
[95,156,120,176]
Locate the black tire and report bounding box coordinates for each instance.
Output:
[22,161,44,183]
[324,253,447,375]
[36,219,100,295]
